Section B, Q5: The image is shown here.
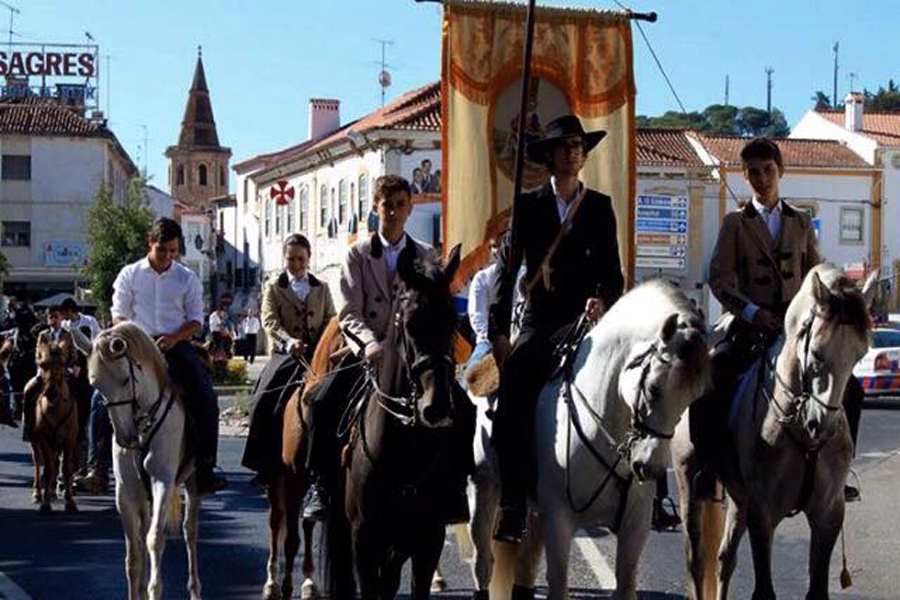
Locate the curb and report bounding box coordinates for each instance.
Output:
[0,572,30,600]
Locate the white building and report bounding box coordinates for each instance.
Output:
[792,93,900,307]
[0,96,138,300]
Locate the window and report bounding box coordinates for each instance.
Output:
[299,186,309,232]
[264,198,271,238]
[319,184,328,228]
[220,165,227,187]
[358,174,369,225]
[338,179,348,224]
[1,221,30,246]
[177,164,185,186]
[840,207,864,244]
[275,199,283,236]
[2,155,31,180]
[287,195,295,233]
[199,164,208,186]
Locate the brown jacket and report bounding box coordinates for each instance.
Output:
[339,233,434,355]
[709,200,822,320]
[261,271,336,355]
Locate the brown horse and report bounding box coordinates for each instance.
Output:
[259,316,345,600]
[30,340,79,513]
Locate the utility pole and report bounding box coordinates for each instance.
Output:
[724,74,730,106]
[765,67,774,113]
[104,55,114,118]
[373,38,394,107]
[0,1,18,55]
[832,41,839,107]
[138,124,149,178]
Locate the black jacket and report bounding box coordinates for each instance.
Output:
[489,182,625,336]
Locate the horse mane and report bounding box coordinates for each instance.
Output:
[786,264,872,340]
[601,279,700,341]
[307,316,343,383]
[99,323,173,392]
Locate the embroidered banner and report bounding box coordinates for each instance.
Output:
[441,0,636,285]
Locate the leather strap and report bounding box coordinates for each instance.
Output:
[524,186,587,298]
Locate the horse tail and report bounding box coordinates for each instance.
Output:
[166,489,182,535]
[698,497,723,599]
[489,540,515,598]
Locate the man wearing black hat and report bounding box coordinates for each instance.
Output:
[489,114,625,543]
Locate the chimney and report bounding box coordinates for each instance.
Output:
[308,98,340,140]
[844,92,864,132]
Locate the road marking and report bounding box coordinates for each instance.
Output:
[575,533,616,589]
[0,572,30,600]
[859,451,891,458]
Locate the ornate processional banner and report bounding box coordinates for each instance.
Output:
[441,0,636,285]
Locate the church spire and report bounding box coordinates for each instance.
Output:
[177,49,220,148]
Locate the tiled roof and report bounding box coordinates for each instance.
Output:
[694,134,870,169]
[235,82,441,172]
[816,108,900,145]
[635,128,704,167]
[0,95,108,137]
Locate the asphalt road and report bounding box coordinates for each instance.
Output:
[1,396,898,599]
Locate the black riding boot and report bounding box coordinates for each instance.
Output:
[689,397,719,500]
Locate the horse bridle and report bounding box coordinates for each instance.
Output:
[101,348,174,450]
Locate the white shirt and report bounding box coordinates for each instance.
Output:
[290,274,311,302]
[378,232,408,281]
[111,257,204,337]
[468,263,498,344]
[209,311,227,334]
[242,316,261,335]
[550,176,584,226]
[63,313,101,341]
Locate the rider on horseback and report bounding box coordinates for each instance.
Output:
[490,115,625,544]
[241,233,336,486]
[304,174,472,524]
[110,217,226,496]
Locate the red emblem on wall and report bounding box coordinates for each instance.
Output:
[269,180,295,206]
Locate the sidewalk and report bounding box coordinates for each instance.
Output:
[217,354,270,438]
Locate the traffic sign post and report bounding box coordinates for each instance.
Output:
[634,195,688,272]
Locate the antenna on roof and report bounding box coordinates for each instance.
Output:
[0,1,20,56]
[848,71,858,94]
[724,74,729,106]
[832,41,839,108]
[765,67,774,113]
[373,38,394,107]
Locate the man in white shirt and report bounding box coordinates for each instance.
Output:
[111,217,226,495]
[240,309,261,364]
[463,238,500,386]
[60,298,101,341]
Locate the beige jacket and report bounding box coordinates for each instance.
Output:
[709,200,822,320]
[261,271,336,355]
[339,233,434,355]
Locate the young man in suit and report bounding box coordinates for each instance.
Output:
[490,115,625,543]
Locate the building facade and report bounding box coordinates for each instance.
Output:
[0,96,138,300]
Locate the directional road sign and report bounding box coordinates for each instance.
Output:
[635,256,687,270]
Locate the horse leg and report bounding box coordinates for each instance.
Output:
[31,444,42,505]
[805,502,843,600]
[353,522,381,600]
[63,441,77,512]
[541,510,576,600]
[411,525,446,600]
[746,510,777,600]
[717,499,746,600]
[120,500,147,600]
[469,475,499,593]
[514,511,543,591]
[146,482,175,600]
[281,474,303,600]
[382,551,406,600]
[613,490,654,600]
[301,518,317,599]
[43,448,58,512]
[183,484,203,600]
[431,564,447,593]
[264,473,285,600]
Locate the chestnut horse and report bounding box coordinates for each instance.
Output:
[30,339,79,513]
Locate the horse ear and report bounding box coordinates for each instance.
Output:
[658,312,679,344]
[811,271,832,307]
[444,244,462,283]
[860,271,879,309]
[109,336,128,358]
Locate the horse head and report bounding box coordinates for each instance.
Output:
[779,266,876,442]
[88,323,170,450]
[620,306,710,482]
[36,341,68,404]
[389,244,461,428]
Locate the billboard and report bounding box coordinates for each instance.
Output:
[0,43,100,110]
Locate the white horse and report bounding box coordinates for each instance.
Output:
[467,280,711,599]
[672,265,877,600]
[74,323,202,600]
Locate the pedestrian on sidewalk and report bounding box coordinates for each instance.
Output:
[240,309,261,364]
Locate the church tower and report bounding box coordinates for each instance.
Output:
[166,47,231,207]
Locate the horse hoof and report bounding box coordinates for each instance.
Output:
[32,493,41,505]
[300,578,315,600]
[65,502,78,514]
[431,575,447,593]
[38,503,51,514]
[262,582,281,600]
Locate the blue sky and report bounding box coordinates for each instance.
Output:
[20,0,899,188]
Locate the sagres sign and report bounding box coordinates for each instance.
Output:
[0,43,100,109]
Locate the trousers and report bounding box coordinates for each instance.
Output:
[164,341,220,468]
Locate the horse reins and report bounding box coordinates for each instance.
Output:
[102,352,175,453]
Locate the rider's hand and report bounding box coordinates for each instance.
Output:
[491,334,511,371]
[155,334,180,353]
[752,309,782,332]
[364,341,383,364]
[289,339,306,358]
[584,297,606,324]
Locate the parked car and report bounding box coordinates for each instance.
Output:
[854,328,900,397]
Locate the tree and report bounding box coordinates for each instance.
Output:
[83,179,154,319]
[636,103,791,137]
[812,91,832,110]
[866,80,900,111]
[702,104,740,135]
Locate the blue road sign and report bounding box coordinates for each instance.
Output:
[636,195,688,208]
[635,219,688,233]
[636,207,688,220]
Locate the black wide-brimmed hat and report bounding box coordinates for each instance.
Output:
[526,115,607,163]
